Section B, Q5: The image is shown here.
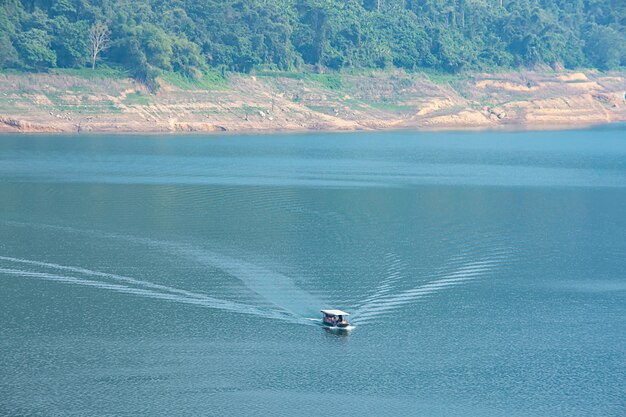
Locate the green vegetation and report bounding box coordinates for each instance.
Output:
[49,66,127,79]
[366,102,415,112]
[420,70,463,85]
[0,1,624,91]
[122,91,151,105]
[160,71,226,90]
[305,74,343,91]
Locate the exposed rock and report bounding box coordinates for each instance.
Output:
[487,107,507,120]
[422,110,493,127]
[0,70,624,134]
[475,80,538,92]
[0,116,62,132]
[416,98,455,116]
[558,72,588,82]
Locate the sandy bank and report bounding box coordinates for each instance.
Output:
[0,70,624,134]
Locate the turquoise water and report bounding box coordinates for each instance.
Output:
[1,128,625,416]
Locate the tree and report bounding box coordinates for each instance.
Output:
[2,0,625,77]
[17,28,56,69]
[171,36,206,78]
[88,21,110,70]
[0,33,18,68]
[52,17,90,67]
[0,4,20,68]
[584,25,626,70]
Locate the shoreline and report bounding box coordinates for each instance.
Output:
[1,70,624,134]
[2,121,621,137]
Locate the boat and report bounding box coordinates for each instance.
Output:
[321,309,350,328]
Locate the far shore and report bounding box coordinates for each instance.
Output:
[1,120,618,136]
[1,70,624,134]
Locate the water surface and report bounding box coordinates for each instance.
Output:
[1,128,625,416]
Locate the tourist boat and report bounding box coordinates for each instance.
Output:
[321,309,350,328]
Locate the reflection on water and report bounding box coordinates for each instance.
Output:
[1,129,625,417]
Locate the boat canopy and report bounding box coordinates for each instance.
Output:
[321,309,350,316]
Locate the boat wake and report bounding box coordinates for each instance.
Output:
[1,221,509,329]
[350,249,508,325]
[0,256,305,324]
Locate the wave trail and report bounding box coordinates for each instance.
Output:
[167,245,324,317]
[351,253,506,325]
[0,255,224,303]
[1,221,325,318]
[0,264,308,324]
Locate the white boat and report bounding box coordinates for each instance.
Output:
[321,309,350,328]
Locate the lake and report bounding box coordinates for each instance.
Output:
[1,127,625,416]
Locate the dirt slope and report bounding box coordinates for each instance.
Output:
[0,70,624,133]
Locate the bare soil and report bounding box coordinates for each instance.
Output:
[0,70,624,134]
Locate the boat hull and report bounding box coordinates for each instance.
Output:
[322,321,353,331]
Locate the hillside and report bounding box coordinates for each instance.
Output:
[1,70,624,133]
[1,1,625,84]
[2,1,624,134]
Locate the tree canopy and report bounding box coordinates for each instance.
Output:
[1,0,624,84]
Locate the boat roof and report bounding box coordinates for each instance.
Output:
[321,309,350,316]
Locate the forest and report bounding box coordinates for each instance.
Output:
[1,0,624,86]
